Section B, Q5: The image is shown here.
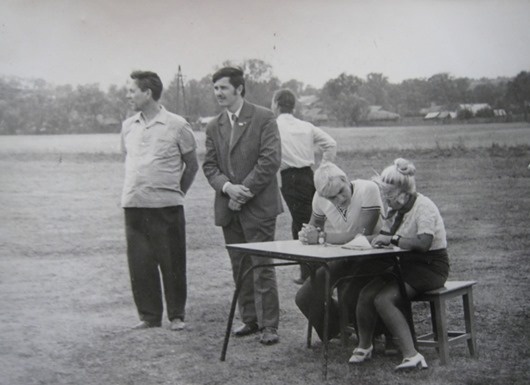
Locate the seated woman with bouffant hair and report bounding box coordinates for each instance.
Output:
[349,158,450,371]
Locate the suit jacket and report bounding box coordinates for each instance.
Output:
[203,101,283,228]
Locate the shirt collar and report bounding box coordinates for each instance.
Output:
[227,104,243,125]
[277,113,294,121]
[135,106,168,126]
[227,104,243,118]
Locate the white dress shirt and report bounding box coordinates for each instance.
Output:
[276,113,336,171]
[228,105,243,127]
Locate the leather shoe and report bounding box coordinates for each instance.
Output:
[170,318,186,331]
[233,322,259,337]
[260,327,279,345]
[131,320,161,330]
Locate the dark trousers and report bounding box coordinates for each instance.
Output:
[280,167,315,279]
[295,259,393,341]
[125,206,186,324]
[222,214,280,329]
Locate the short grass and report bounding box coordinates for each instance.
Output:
[0,123,529,385]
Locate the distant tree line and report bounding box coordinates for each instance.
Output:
[1,59,529,134]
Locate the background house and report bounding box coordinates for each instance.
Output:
[298,95,330,126]
[363,105,400,121]
[458,103,492,115]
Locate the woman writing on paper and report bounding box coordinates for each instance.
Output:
[349,158,449,370]
[295,162,392,341]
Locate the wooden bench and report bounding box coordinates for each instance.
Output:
[413,280,478,364]
[335,280,478,365]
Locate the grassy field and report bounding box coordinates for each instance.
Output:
[1,122,529,385]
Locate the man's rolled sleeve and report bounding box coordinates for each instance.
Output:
[177,123,197,155]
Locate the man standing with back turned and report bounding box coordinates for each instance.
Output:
[203,66,283,345]
[121,70,198,331]
[271,89,337,284]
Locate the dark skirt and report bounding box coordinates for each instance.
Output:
[399,248,449,293]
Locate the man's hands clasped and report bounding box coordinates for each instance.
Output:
[225,183,254,211]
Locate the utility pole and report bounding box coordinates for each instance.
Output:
[175,65,187,118]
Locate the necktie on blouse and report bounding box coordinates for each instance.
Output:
[388,193,417,235]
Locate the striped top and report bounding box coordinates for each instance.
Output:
[312,179,382,235]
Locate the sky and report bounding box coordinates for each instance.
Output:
[1,0,529,89]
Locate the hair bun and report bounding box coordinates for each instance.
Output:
[394,158,416,176]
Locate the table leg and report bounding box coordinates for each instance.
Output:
[306,263,316,348]
[306,323,313,348]
[220,260,299,361]
[321,263,331,380]
[393,257,417,346]
[220,256,247,361]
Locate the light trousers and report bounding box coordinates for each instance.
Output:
[222,213,280,329]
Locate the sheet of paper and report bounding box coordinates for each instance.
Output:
[341,235,373,250]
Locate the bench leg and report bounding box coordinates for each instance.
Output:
[463,289,478,358]
[429,300,438,353]
[306,321,312,348]
[306,265,318,349]
[337,285,350,346]
[433,297,449,365]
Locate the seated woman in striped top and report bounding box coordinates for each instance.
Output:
[295,162,391,341]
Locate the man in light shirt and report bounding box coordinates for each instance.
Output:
[121,71,198,331]
[271,89,337,284]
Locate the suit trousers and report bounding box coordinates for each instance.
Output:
[280,167,315,239]
[125,206,187,324]
[280,167,315,279]
[222,213,280,329]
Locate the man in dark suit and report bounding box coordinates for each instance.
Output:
[203,67,282,345]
